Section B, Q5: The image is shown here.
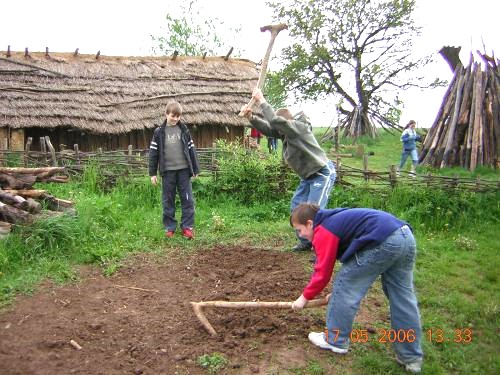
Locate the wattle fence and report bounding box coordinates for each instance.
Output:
[1,143,498,193]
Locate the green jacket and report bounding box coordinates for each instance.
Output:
[249,102,328,179]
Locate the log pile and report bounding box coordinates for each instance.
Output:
[0,167,73,237]
[419,48,499,170]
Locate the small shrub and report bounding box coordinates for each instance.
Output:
[207,140,297,203]
[454,235,478,251]
[197,352,228,374]
[210,211,226,232]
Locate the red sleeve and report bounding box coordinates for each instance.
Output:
[302,225,339,300]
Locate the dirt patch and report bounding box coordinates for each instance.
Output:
[0,246,386,374]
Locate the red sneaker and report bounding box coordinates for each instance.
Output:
[165,230,175,238]
[182,228,194,240]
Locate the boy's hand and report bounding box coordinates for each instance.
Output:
[150,176,158,185]
[252,88,265,104]
[240,105,252,119]
[292,294,308,310]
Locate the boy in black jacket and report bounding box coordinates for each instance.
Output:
[148,101,200,239]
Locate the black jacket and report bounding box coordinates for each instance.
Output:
[148,120,200,177]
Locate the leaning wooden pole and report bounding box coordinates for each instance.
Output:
[191,297,328,337]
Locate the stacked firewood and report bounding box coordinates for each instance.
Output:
[0,167,74,236]
[419,48,499,170]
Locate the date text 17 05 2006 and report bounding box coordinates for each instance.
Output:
[325,328,473,344]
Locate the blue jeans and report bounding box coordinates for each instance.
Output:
[399,149,418,168]
[291,161,336,245]
[161,168,195,231]
[326,226,423,363]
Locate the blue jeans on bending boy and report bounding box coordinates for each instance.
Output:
[291,160,336,251]
[325,225,423,363]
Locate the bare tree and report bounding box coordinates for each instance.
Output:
[271,0,445,138]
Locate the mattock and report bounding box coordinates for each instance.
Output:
[191,297,328,337]
[239,23,288,116]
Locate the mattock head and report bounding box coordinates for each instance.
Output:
[260,23,288,35]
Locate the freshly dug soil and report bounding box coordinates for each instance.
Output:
[0,245,386,374]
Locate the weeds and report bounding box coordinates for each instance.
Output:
[197,352,228,374]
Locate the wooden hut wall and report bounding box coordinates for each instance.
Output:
[23,128,154,152]
[21,124,244,151]
[190,124,245,148]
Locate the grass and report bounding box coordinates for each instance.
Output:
[0,130,499,374]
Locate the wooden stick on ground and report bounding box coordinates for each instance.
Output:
[113,284,159,293]
[191,297,329,337]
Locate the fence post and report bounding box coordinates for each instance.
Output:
[0,137,8,166]
[475,176,481,192]
[363,154,369,182]
[44,136,57,167]
[127,145,133,164]
[389,165,397,188]
[74,144,80,165]
[426,172,432,188]
[212,142,217,180]
[40,137,47,164]
[24,137,32,167]
[335,155,342,185]
[334,126,339,153]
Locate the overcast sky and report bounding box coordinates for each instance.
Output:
[0,0,497,128]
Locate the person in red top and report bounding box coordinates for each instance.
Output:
[250,127,263,144]
[290,203,423,374]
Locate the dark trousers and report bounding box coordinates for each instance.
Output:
[161,168,195,231]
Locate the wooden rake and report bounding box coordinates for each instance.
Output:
[191,297,328,336]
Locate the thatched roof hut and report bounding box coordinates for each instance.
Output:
[0,50,259,150]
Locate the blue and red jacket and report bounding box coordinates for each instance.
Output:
[303,208,409,300]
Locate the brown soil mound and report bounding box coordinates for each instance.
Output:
[0,246,386,374]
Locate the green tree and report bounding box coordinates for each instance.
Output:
[270,0,445,138]
[263,71,288,108]
[151,0,241,56]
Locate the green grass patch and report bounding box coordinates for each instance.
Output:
[0,132,498,373]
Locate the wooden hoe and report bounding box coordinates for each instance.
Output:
[191,297,328,336]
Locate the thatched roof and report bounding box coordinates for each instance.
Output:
[0,51,259,134]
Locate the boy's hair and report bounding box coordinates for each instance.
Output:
[290,203,320,226]
[166,101,182,116]
[276,108,293,120]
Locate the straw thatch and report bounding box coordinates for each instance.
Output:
[0,50,259,150]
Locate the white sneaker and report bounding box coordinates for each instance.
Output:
[396,357,422,373]
[308,332,348,354]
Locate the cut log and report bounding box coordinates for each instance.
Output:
[42,195,75,212]
[0,220,11,235]
[0,201,34,224]
[0,166,68,189]
[3,189,48,198]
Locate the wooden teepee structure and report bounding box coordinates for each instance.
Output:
[419,47,499,170]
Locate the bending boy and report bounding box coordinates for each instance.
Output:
[290,203,423,373]
[241,88,336,252]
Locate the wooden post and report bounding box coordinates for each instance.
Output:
[0,137,7,167]
[426,171,432,188]
[74,144,80,165]
[44,136,57,167]
[389,165,397,188]
[127,145,133,164]
[335,156,342,185]
[24,137,32,167]
[475,176,482,192]
[362,154,369,182]
[40,137,47,164]
[334,126,339,153]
